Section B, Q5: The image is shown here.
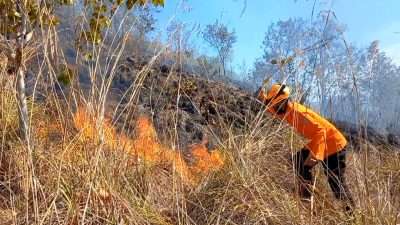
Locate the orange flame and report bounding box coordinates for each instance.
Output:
[131,116,191,180]
[73,107,224,185]
[73,108,129,150]
[37,122,62,139]
[190,142,224,175]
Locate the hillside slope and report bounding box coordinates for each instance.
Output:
[112,60,400,152]
[0,57,399,224]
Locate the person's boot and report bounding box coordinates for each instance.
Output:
[345,205,353,215]
[344,201,356,218]
[299,184,312,199]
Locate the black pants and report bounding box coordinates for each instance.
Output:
[294,148,355,209]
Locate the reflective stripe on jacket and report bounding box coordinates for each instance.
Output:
[267,102,347,160]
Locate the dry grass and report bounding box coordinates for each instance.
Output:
[1,67,400,225]
[1,10,399,224]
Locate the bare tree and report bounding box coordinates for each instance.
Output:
[203,20,237,77]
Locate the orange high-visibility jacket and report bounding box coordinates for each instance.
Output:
[267,102,347,160]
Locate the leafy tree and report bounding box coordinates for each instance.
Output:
[166,21,197,70]
[253,15,400,131]
[252,15,352,107]
[203,20,237,77]
[0,0,164,146]
[357,41,400,129]
[197,55,220,75]
[252,18,320,102]
[130,4,158,63]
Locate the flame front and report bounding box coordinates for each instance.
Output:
[131,116,191,181]
[73,107,126,150]
[189,142,224,175]
[73,107,224,185]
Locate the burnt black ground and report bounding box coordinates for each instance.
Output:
[112,62,264,152]
[109,60,399,153]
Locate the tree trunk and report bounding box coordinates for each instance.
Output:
[15,1,30,146]
[221,59,226,77]
[16,61,29,142]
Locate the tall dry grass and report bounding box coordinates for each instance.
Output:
[1,62,400,225]
[1,5,400,225]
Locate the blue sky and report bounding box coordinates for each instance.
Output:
[153,0,400,71]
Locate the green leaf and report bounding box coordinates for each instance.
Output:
[101,17,111,27]
[99,5,107,12]
[151,0,164,7]
[51,16,61,26]
[84,52,93,62]
[89,18,99,28]
[12,9,21,18]
[7,26,17,35]
[94,5,107,12]
[27,4,39,22]
[91,32,101,45]
[57,65,75,85]
[57,73,71,85]
[60,0,74,4]
[126,0,137,9]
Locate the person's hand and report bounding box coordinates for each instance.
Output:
[254,87,264,99]
[304,155,318,167]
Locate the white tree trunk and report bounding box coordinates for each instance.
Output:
[15,0,31,146]
[17,64,29,142]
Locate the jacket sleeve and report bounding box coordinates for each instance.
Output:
[303,114,327,161]
[257,88,267,102]
[267,106,276,115]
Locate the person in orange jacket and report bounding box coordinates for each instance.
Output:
[257,84,355,212]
